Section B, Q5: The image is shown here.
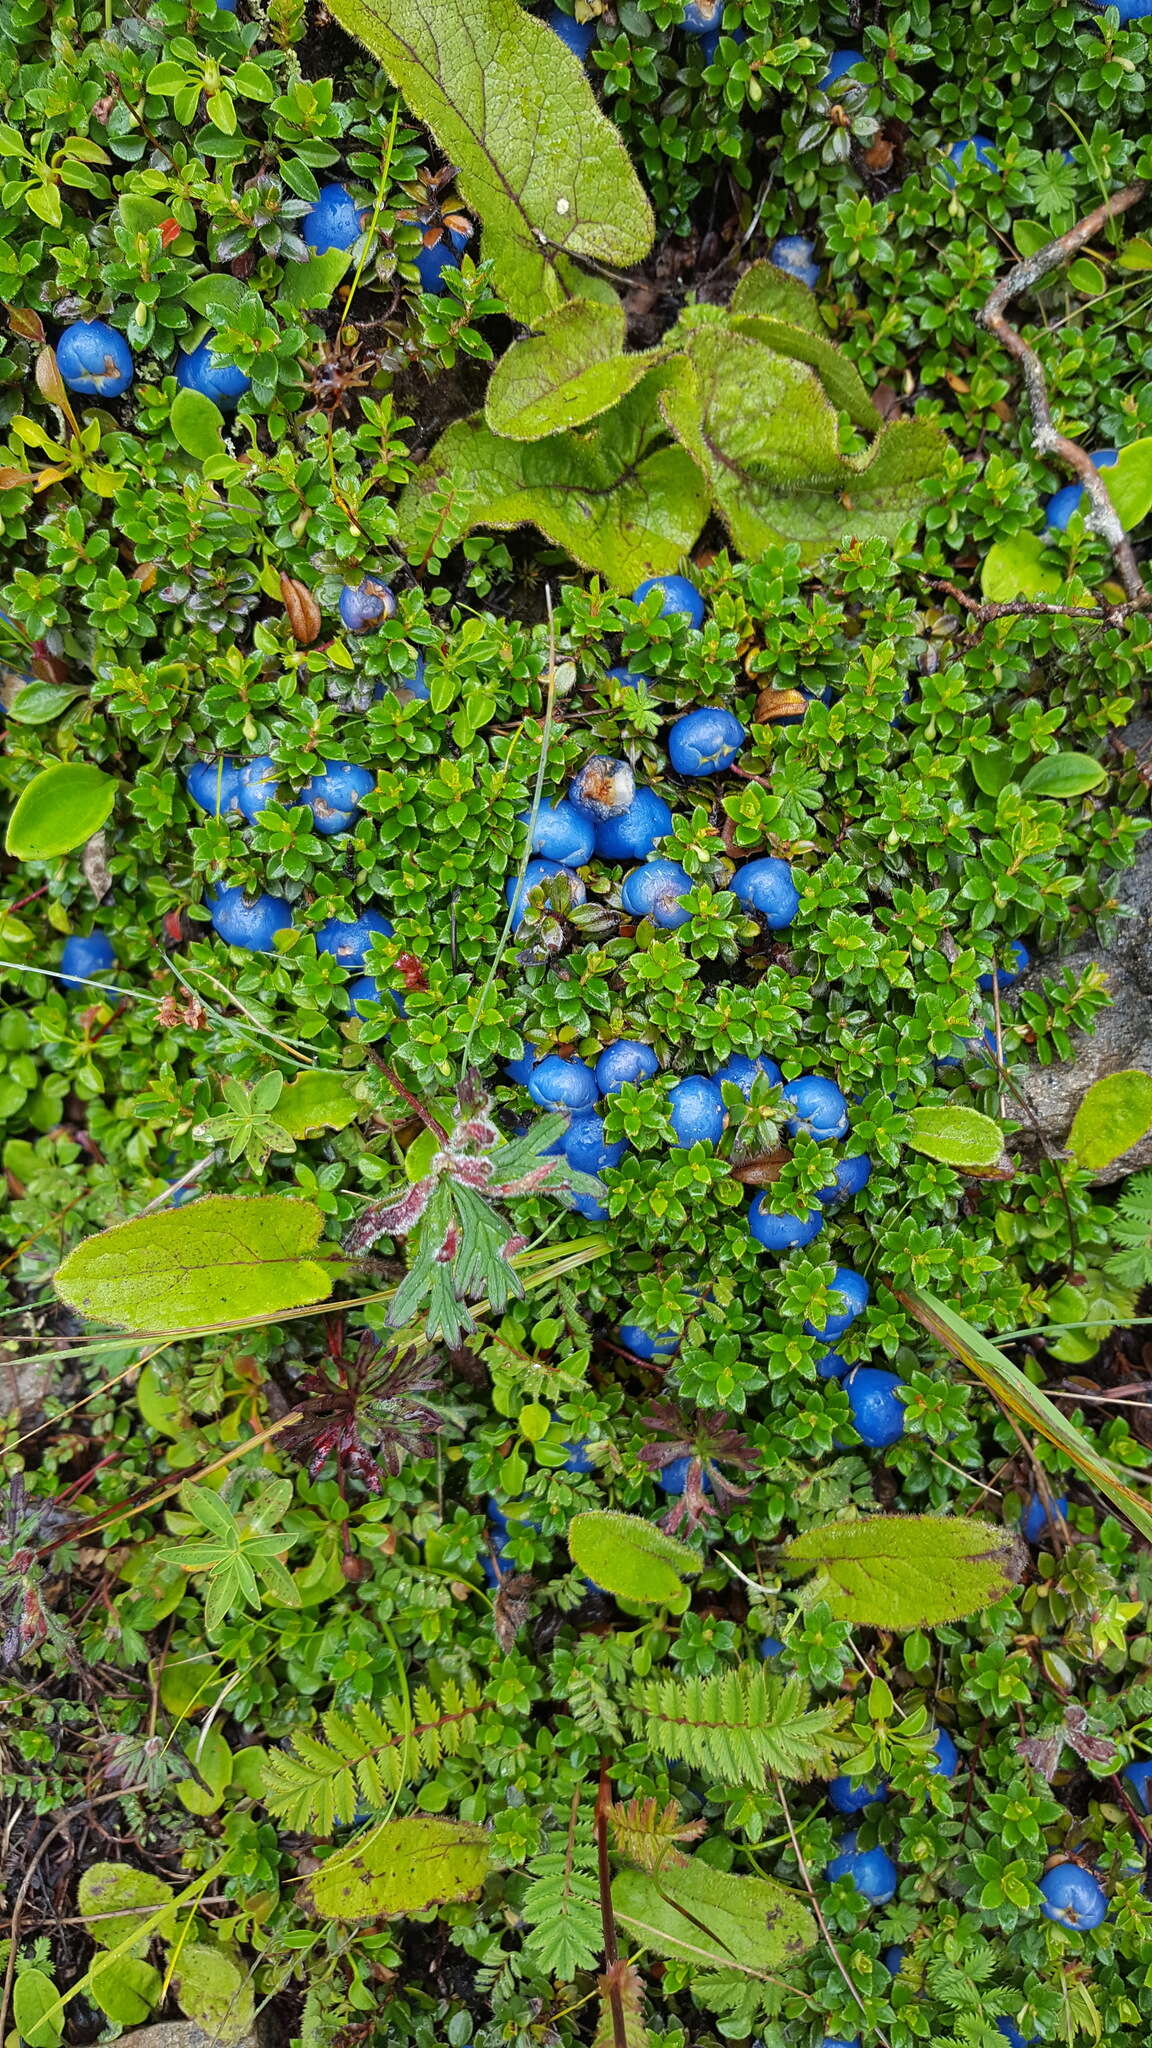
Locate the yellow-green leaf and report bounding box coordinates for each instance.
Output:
[567,1508,701,1606]
[783,1513,1020,1628]
[5,759,117,860]
[13,1971,64,2048]
[77,1862,178,1952]
[485,297,658,440]
[171,386,225,462]
[311,1815,490,1919]
[613,1857,815,1976]
[980,530,1074,603]
[86,1956,162,2027]
[1068,1069,1152,1172]
[1019,751,1107,799]
[905,1105,1003,1168]
[171,1943,255,2044]
[277,1069,365,1137]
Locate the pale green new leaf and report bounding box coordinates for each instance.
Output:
[1045,1269,1139,1364]
[980,530,1081,603]
[323,0,652,320]
[6,759,117,860]
[904,1105,1004,1168]
[568,1509,701,1605]
[276,1069,365,1137]
[1067,1070,1152,1171]
[612,1857,815,1976]
[310,1815,490,1919]
[170,1944,254,2045]
[86,1955,162,2027]
[783,1513,1020,1629]
[13,1972,64,2048]
[485,297,658,440]
[1098,436,1152,531]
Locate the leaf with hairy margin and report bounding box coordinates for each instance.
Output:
[485,297,659,440]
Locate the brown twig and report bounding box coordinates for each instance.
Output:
[923,576,1148,630]
[980,180,1149,603]
[594,1760,628,2048]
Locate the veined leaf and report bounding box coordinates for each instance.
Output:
[783,1513,1020,1629]
[310,1814,490,1919]
[170,1944,254,2045]
[729,311,881,431]
[905,1105,1004,1169]
[899,1287,1152,1544]
[567,1508,701,1605]
[1019,751,1107,799]
[612,1857,815,1976]
[323,0,652,321]
[1067,1070,1152,1172]
[485,297,659,440]
[5,759,116,860]
[77,1863,178,1952]
[729,258,824,331]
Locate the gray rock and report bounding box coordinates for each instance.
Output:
[120,2024,256,2048]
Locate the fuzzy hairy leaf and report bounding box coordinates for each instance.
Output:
[1068,1069,1152,1172]
[485,297,658,440]
[310,1814,490,1920]
[322,0,652,320]
[396,375,710,588]
[624,1665,853,1787]
[612,1857,815,1976]
[263,1675,490,1831]
[783,1513,1019,1629]
[728,313,881,431]
[521,1841,602,1978]
[592,1962,648,2048]
[568,1509,701,1606]
[728,258,824,331]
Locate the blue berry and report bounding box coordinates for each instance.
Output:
[338,577,397,634]
[668,1075,727,1147]
[730,856,799,929]
[207,885,293,952]
[882,1946,906,1976]
[804,1267,870,1341]
[398,654,428,699]
[520,797,596,866]
[931,1727,959,1778]
[59,931,115,991]
[299,760,375,835]
[825,1832,898,1904]
[506,859,586,931]
[234,755,279,822]
[315,908,393,968]
[845,1368,905,1450]
[947,134,999,174]
[414,227,470,294]
[607,665,648,691]
[817,1349,849,1379]
[658,1455,710,1496]
[595,786,674,860]
[347,975,386,1019]
[781,1074,850,1141]
[562,1435,597,1472]
[527,1053,598,1115]
[1020,1493,1068,1544]
[505,1040,540,1086]
[302,182,365,252]
[978,939,1031,992]
[817,1154,873,1204]
[175,336,250,408]
[56,320,134,397]
[827,1770,889,1815]
[712,1052,783,1095]
[1038,1861,1107,1930]
[759,1634,785,1659]
[1123,1759,1152,1813]
[619,1322,680,1359]
[680,0,723,29]
[186,758,243,817]
[995,2022,1040,2048]
[633,574,705,626]
[621,858,693,929]
[569,756,635,820]
[562,1109,627,1176]
[820,47,865,86]
[820,2037,860,2047]
[769,235,820,289]
[667,707,746,776]
[1045,450,1119,532]
[1087,0,1152,15]
[596,1040,660,1095]
[547,4,594,55]
[748,1192,824,1252]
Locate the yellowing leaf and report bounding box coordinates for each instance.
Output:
[612,1858,815,1976]
[567,1509,701,1605]
[1068,1070,1152,1172]
[783,1513,1020,1629]
[311,1815,490,1919]
[5,759,117,860]
[77,1863,178,1952]
[171,1944,254,2044]
[904,1105,1003,1169]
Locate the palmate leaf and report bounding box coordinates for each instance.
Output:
[625,1665,853,1788]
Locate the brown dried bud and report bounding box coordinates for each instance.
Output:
[340,1551,372,1583]
[754,687,808,723]
[8,308,46,345]
[280,572,322,646]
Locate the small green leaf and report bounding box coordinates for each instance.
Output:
[567,1508,701,1605]
[729,258,823,331]
[905,1105,1004,1168]
[13,1971,64,2048]
[969,745,1016,797]
[485,297,657,440]
[980,530,1071,603]
[277,1070,364,1137]
[1019,750,1107,799]
[1045,1271,1138,1364]
[783,1513,1019,1629]
[177,1722,234,1814]
[1117,235,1152,271]
[5,759,116,859]
[53,1193,338,1332]
[86,1955,162,2027]
[5,681,83,725]
[613,1857,815,1976]
[311,1815,490,1919]
[171,386,226,462]
[118,192,169,233]
[1068,1070,1152,1172]
[171,1944,255,2044]
[1012,218,1050,258]
[1101,437,1152,531]
[77,1862,178,1951]
[1066,256,1106,295]
[280,247,354,309]
[184,275,248,320]
[233,59,277,100]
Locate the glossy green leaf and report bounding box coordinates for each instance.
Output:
[567,1508,701,1605]
[171,1944,255,2044]
[280,247,353,309]
[1019,750,1107,799]
[1101,437,1152,531]
[311,1815,490,1919]
[13,1971,65,2048]
[5,681,83,725]
[904,1105,1004,1168]
[276,1070,365,1137]
[5,759,117,860]
[323,0,652,320]
[980,530,1070,603]
[613,1857,815,1976]
[171,387,225,462]
[784,1513,1019,1628]
[1117,234,1152,270]
[53,1194,338,1332]
[484,297,657,440]
[1066,255,1106,295]
[86,1956,162,2027]
[1068,1069,1152,1172]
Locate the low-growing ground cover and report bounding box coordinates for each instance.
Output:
[5,0,1152,2045]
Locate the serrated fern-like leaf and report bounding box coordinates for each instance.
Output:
[1106,1166,1152,1288]
[521,1844,602,1979]
[624,1666,853,1789]
[263,1675,490,1831]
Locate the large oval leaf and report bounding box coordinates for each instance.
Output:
[905,1105,1003,1168]
[1019,751,1107,799]
[1068,1070,1152,1172]
[53,1194,338,1331]
[5,759,116,860]
[311,1816,490,1920]
[613,1858,815,1975]
[567,1508,700,1604]
[784,1514,1019,1629]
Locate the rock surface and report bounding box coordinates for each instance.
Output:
[120,2024,256,2048]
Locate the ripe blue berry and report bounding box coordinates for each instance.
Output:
[596,1040,660,1095]
[315,908,393,968]
[506,859,586,931]
[235,757,279,822]
[658,1455,710,1496]
[667,707,746,776]
[1087,0,1152,15]
[175,336,250,408]
[759,1635,785,1659]
[302,182,365,252]
[570,756,635,820]
[947,134,999,174]
[748,1192,824,1252]
[527,1053,599,1115]
[414,227,470,294]
[821,2037,861,2047]
[770,235,820,289]
[730,856,799,929]
[820,47,864,86]
[817,1349,849,1378]
[505,1040,540,1086]
[845,1368,905,1450]
[562,1109,627,1176]
[186,758,243,817]
[632,574,705,627]
[338,577,397,634]
[827,1769,889,1815]
[207,885,293,952]
[995,2021,1040,2048]
[679,0,722,29]
[781,1074,850,1141]
[621,858,693,929]
[595,786,674,861]
[668,1075,727,1147]
[978,939,1031,991]
[520,797,596,866]
[59,930,115,990]
[56,320,134,396]
[547,4,594,55]
[1038,1861,1107,1930]
[712,1052,783,1095]
[347,975,386,1019]
[931,1727,959,1777]
[607,665,648,691]
[817,1154,873,1204]
[804,1267,870,1341]
[1020,1493,1068,1544]
[1123,1759,1152,1812]
[882,1946,906,1976]
[1045,450,1119,532]
[619,1323,679,1360]
[299,760,375,835]
[825,1832,898,1904]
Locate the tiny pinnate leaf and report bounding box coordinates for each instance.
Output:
[262,1675,490,1830]
[625,1665,852,1786]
